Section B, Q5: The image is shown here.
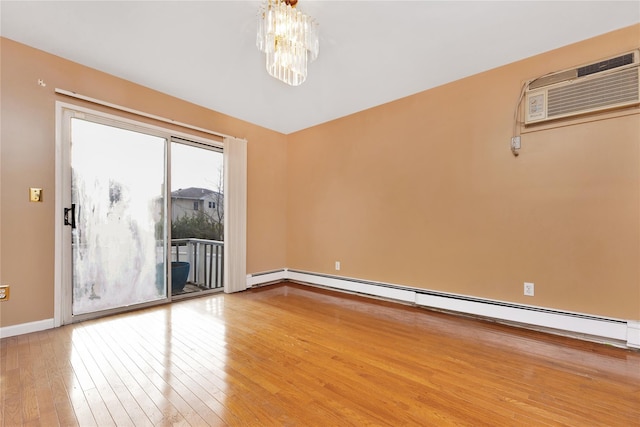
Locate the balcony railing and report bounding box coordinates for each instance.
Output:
[171,238,224,291]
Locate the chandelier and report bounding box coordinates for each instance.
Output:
[256,0,319,86]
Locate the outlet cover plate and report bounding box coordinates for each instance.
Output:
[29,188,43,202]
[524,282,535,296]
[0,285,9,301]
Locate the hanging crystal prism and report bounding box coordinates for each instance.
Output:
[256,0,319,86]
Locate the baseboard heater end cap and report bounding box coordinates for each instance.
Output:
[627,320,640,349]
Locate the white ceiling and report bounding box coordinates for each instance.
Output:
[1,1,639,134]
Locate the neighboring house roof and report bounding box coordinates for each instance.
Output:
[171,187,220,201]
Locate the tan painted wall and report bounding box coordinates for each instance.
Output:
[287,25,640,320]
[2,25,639,329]
[0,38,288,327]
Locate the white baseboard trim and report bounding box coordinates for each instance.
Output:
[251,269,637,349]
[0,318,55,339]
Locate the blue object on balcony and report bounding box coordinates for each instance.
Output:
[171,261,190,293]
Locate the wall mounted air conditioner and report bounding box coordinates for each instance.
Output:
[524,50,640,124]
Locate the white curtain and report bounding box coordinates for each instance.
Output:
[223,136,247,293]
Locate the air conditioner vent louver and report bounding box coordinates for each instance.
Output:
[524,50,640,124]
[577,53,634,77]
[547,67,639,117]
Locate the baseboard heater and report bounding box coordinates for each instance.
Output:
[246,269,288,288]
[247,269,638,348]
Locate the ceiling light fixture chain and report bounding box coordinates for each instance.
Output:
[256,0,319,86]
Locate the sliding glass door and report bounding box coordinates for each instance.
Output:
[69,117,167,315]
[58,105,232,324]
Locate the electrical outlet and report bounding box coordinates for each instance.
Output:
[335,261,341,271]
[0,285,9,302]
[524,282,534,297]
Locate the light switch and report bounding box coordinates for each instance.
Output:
[30,188,43,202]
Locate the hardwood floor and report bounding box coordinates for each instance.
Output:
[1,282,639,426]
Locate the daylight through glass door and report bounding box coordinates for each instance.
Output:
[70,118,168,315]
[170,140,224,296]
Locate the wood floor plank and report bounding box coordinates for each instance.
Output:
[27,335,58,424]
[78,325,154,427]
[115,339,211,426]
[71,328,134,426]
[35,328,77,427]
[48,367,78,427]
[85,324,165,426]
[66,380,98,426]
[18,367,39,424]
[2,337,19,372]
[2,282,639,426]
[2,369,23,427]
[96,321,193,426]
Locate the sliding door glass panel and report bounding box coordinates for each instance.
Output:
[170,140,224,294]
[71,118,167,315]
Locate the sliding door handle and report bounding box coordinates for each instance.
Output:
[64,204,76,229]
